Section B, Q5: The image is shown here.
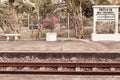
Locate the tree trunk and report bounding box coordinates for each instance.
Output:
[66,0,84,39]
[77,2,84,38]
[37,12,41,40]
[13,9,19,34]
[31,22,34,39]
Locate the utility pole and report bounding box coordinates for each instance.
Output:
[28,14,30,29]
[67,12,70,39]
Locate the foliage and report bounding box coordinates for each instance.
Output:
[43,16,59,32]
[0,0,35,33]
[0,1,16,33]
[82,0,93,18]
[0,0,118,39]
[93,0,111,5]
[83,16,93,26]
[65,0,84,38]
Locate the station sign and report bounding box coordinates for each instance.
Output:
[95,6,117,21]
[92,5,120,41]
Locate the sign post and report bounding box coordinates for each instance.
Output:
[92,5,120,41]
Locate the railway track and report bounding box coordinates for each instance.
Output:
[0,62,119,75]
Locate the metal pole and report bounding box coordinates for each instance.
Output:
[28,14,30,29]
[67,12,70,39]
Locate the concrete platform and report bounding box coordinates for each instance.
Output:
[0,75,120,80]
[0,39,120,53]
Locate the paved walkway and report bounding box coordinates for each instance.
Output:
[0,39,120,53]
[0,75,119,80]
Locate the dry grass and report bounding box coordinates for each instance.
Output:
[20,28,77,39]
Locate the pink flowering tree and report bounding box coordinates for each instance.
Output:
[43,16,59,32]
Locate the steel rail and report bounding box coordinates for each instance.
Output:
[0,71,120,75]
[0,62,119,75]
[0,62,119,67]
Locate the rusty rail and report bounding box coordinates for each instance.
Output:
[0,62,119,75]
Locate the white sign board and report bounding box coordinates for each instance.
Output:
[96,8,115,20]
[92,5,120,41]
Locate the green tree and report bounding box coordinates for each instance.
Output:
[65,0,112,39]
[23,0,44,39]
[0,0,20,34]
[89,0,111,5]
[65,0,84,38]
